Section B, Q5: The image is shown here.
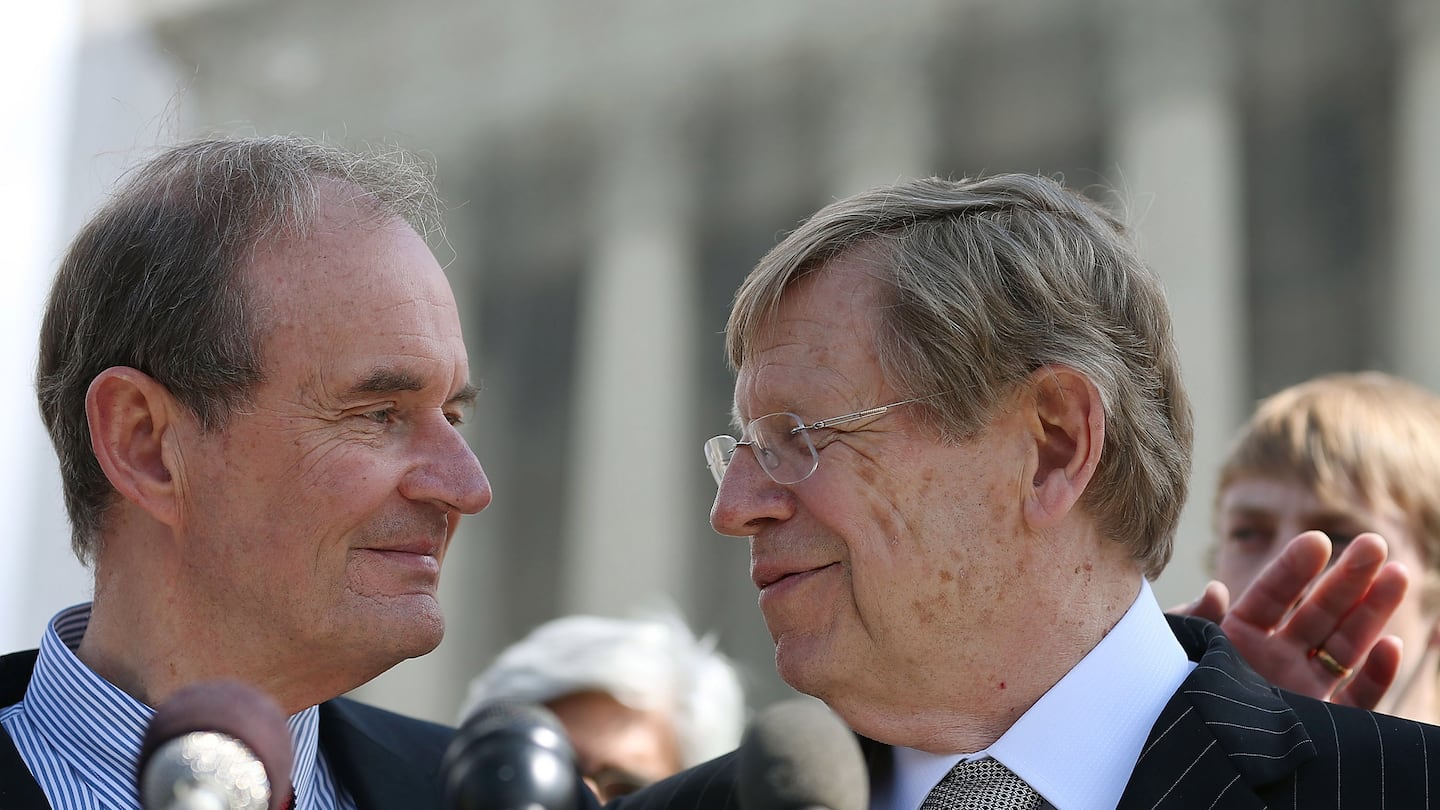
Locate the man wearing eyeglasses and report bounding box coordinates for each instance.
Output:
[616,173,1440,809]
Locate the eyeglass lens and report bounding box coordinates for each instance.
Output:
[704,436,736,486]
[705,412,820,486]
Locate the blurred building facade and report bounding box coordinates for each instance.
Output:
[7,0,1440,722]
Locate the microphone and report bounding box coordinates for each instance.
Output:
[442,700,582,810]
[136,680,294,810]
[737,698,868,810]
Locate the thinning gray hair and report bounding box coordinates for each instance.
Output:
[727,173,1192,578]
[37,134,444,564]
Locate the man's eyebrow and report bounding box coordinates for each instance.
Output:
[345,369,479,406]
[450,383,480,407]
[348,369,426,397]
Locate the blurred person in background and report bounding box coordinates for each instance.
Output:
[459,612,746,801]
[1211,371,1440,724]
[0,135,499,809]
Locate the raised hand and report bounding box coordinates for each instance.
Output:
[1174,531,1408,709]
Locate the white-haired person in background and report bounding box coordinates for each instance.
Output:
[458,613,747,801]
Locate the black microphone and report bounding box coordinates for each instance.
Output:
[442,700,583,810]
[136,679,295,810]
[737,698,868,810]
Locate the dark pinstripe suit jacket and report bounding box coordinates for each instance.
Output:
[0,649,454,809]
[611,615,1440,809]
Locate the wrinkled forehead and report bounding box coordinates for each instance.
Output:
[730,241,892,365]
[747,253,889,349]
[253,202,448,313]
[248,200,463,368]
[730,260,890,423]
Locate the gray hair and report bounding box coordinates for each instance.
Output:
[458,613,747,768]
[36,134,443,564]
[727,173,1192,579]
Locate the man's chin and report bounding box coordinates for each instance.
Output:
[773,634,832,695]
[361,594,446,658]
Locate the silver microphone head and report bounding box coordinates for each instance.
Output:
[140,730,272,810]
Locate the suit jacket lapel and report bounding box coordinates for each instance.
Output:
[0,728,51,809]
[0,734,50,809]
[1117,616,1314,810]
[0,650,52,809]
[319,698,447,809]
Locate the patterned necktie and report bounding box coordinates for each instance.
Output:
[920,757,1043,810]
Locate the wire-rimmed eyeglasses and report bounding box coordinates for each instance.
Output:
[703,395,941,486]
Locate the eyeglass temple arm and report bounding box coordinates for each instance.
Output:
[803,405,893,432]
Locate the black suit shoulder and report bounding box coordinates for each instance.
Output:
[322,696,454,761]
[1125,614,1440,809]
[606,751,740,810]
[1275,688,1440,807]
[319,696,456,808]
[0,650,49,809]
[616,617,1440,810]
[319,697,603,810]
[0,649,39,709]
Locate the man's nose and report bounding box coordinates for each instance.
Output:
[402,416,493,514]
[710,445,794,537]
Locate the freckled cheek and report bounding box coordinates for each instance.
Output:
[919,470,1014,603]
[852,465,917,548]
[853,470,957,627]
[908,588,953,626]
[859,464,945,554]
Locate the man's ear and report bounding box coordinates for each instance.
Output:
[1022,365,1104,530]
[85,367,187,528]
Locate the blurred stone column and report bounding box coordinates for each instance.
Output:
[1103,1,1245,605]
[1392,0,1440,390]
[822,27,938,194]
[559,106,699,617]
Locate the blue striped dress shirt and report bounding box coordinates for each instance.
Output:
[0,603,358,810]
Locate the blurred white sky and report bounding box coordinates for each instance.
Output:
[1,0,92,652]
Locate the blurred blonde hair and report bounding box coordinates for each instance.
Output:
[1216,372,1440,590]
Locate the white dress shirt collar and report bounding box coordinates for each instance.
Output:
[13,602,337,809]
[877,579,1194,810]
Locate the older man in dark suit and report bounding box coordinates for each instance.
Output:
[619,173,1440,809]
